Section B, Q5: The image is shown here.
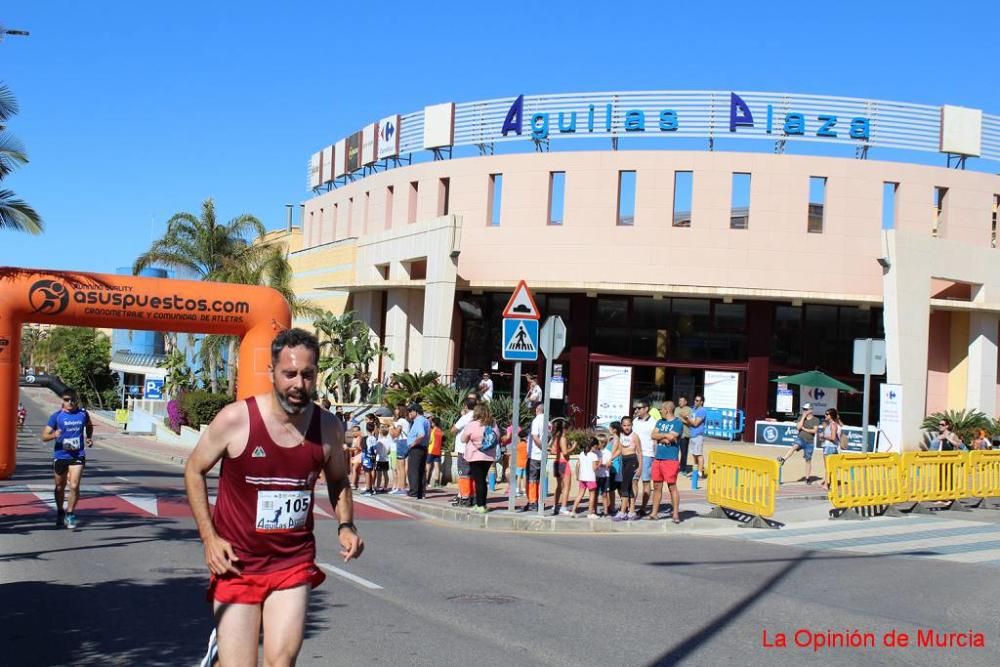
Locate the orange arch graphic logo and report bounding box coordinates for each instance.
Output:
[0,267,291,479]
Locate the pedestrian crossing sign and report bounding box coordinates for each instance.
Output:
[502,318,539,361]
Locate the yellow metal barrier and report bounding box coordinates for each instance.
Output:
[706,450,779,520]
[969,450,1000,499]
[826,453,904,510]
[900,451,968,503]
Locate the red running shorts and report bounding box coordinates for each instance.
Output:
[651,459,680,484]
[208,561,326,605]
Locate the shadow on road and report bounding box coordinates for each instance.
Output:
[0,575,213,666]
[645,550,815,666]
[0,563,336,666]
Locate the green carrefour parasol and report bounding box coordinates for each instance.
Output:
[771,370,859,394]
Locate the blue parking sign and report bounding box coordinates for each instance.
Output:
[145,378,164,399]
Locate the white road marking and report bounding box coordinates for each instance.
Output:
[118,494,159,516]
[319,563,383,590]
[353,494,413,518]
[116,476,131,483]
[313,504,334,518]
[28,485,58,511]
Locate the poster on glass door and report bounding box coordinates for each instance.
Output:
[596,365,632,427]
[704,370,739,409]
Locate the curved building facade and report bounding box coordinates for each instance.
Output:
[293,91,1000,447]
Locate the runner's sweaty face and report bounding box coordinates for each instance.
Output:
[271,345,318,415]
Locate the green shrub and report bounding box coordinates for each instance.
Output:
[180,390,231,429]
[565,428,596,452]
[920,409,992,445]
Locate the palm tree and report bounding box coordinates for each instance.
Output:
[135,198,266,393]
[0,83,42,234]
[19,324,47,368]
[314,310,389,403]
[134,198,266,279]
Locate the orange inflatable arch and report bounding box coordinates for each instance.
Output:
[0,267,291,479]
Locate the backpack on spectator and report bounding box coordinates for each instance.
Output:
[480,424,499,452]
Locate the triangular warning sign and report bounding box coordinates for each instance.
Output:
[505,321,536,353]
[502,280,540,319]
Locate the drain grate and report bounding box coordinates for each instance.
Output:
[446,594,518,605]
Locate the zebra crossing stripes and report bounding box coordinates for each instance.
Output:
[706,515,1000,567]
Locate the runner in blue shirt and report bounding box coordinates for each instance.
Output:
[41,389,94,529]
[650,401,684,523]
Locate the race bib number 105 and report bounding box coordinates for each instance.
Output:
[255,490,311,533]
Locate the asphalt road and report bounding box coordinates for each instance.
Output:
[4,390,999,666]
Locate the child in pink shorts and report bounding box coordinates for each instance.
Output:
[571,437,601,518]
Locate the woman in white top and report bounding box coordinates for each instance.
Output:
[611,418,642,521]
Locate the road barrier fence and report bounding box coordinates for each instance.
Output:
[826,450,1000,518]
[705,450,780,528]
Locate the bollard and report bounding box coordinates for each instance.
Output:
[691,469,699,490]
[488,467,497,492]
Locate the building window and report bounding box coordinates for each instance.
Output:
[933,186,948,237]
[385,186,394,230]
[882,182,898,230]
[548,171,565,225]
[713,302,746,332]
[673,171,693,227]
[808,176,826,233]
[993,195,999,248]
[437,178,451,217]
[405,258,427,280]
[363,191,370,234]
[730,172,750,230]
[487,174,503,227]
[617,170,636,226]
[407,181,418,224]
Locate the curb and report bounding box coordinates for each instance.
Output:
[88,413,191,469]
[378,496,727,534]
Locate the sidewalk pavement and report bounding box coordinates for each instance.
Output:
[79,406,836,535]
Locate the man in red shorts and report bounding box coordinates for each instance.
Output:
[186,328,364,666]
[649,400,684,523]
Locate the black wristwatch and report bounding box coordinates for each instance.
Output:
[338,521,357,534]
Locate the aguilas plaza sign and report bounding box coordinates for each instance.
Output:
[501,92,871,141]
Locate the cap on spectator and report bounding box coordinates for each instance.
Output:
[802,403,812,410]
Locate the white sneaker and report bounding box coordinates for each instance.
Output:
[587,513,599,519]
[200,628,218,667]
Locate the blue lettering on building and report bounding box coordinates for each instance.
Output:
[729,92,870,140]
[730,92,754,132]
[501,94,524,136]
[500,93,870,141]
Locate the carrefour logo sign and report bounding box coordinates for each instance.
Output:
[501,92,870,141]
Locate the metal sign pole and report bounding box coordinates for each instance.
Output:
[862,337,872,452]
[539,354,553,518]
[508,362,521,512]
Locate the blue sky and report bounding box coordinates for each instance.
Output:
[1,1,996,272]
